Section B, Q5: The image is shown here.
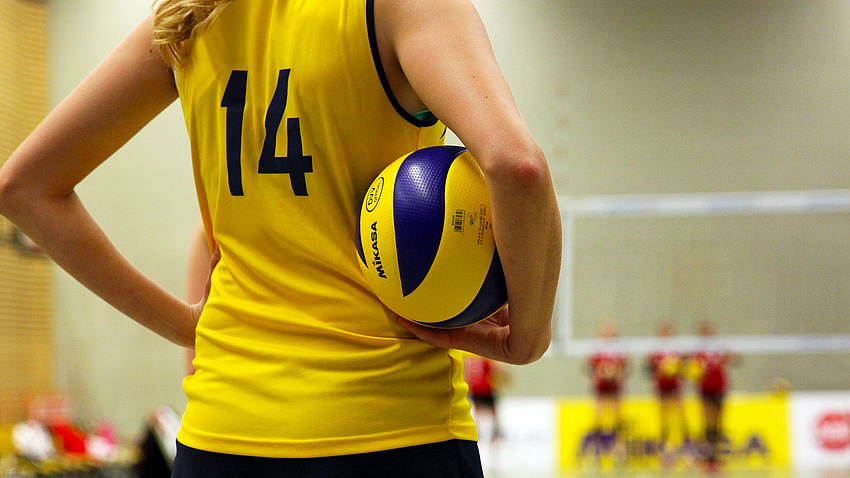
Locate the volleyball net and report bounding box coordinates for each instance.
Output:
[554,189,850,357]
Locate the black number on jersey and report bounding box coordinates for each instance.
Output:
[221,69,313,196]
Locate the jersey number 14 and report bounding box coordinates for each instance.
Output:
[221,69,313,197]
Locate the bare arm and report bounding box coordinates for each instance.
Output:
[186,219,214,304]
[0,16,197,346]
[185,220,216,372]
[377,0,562,364]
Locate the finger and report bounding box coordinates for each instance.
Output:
[397,317,435,339]
[397,318,455,349]
[489,306,509,326]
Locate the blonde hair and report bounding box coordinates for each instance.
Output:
[152,0,233,68]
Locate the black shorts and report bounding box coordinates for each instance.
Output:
[657,388,681,399]
[701,390,725,406]
[471,394,496,408]
[171,439,484,478]
[595,389,621,399]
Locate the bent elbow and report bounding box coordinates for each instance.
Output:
[527,339,552,365]
[0,168,40,221]
[512,345,549,365]
[0,170,21,218]
[512,155,550,190]
[509,332,552,365]
[480,145,551,192]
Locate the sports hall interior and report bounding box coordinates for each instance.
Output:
[1,0,849,477]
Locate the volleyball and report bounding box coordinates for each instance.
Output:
[356,146,508,328]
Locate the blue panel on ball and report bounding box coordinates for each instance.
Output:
[355,209,367,267]
[394,145,467,297]
[416,249,508,329]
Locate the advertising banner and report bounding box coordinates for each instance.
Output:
[790,392,850,469]
[558,394,789,472]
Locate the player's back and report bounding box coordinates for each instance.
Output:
[174,0,474,458]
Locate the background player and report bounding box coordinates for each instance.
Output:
[586,322,628,460]
[689,322,738,470]
[647,321,689,462]
[463,354,509,444]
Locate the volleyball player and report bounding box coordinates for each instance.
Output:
[586,322,628,461]
[690,322,736,470]
[0,0,561,476]
[647,322,689,460]
[463,354,508,444]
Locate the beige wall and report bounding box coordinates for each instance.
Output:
[480,0,850,398]
[37,0,850,437]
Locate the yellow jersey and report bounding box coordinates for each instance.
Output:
[173,0,475,458]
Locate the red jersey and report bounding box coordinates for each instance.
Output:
[589,351,626,395]
[648,350,684,394]
[692,350,729,394]
[463,356,495,397]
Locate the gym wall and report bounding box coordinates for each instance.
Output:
[0,0,52,426]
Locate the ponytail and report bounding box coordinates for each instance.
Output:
[152,0,233,68]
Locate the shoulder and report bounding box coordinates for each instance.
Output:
[372,0,485,61]
[373,0,478,23]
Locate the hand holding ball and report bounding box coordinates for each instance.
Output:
[356,146,507,328]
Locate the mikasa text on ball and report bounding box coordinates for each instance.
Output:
[356,146,507,328]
